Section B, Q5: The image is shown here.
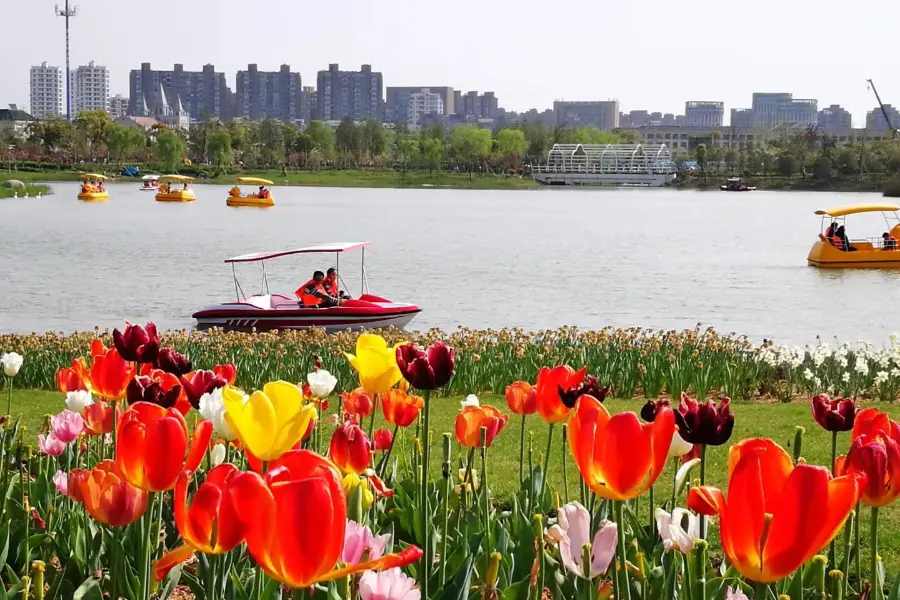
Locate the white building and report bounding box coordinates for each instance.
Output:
[108,94,129,118]
[30,62,64,118]
[70,61,110,114]
[407,90,444,130]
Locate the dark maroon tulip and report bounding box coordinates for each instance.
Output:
[112,321,160,364]
[179,370,228,409]
[811,394,857,432]
[155,347,192,376]
[396,342,455,390]
[126,375,182,410]
[558,375,610,408]
[674,393,734,446]
[640,398,671,423]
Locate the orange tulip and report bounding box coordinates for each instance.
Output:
[89,348,136,401]
[117,402,212,492]
[71,460,148,527]
[213,363,237,385]
[568,394,674,501]
[90,339,107,357]
[535,365,587,424]
[329,418,371,475]
[228,450,423,589]
[341,388,374,418]
[505,381,536,416]
[82,400,114,436]
[835,407,900,507]
[155,465,247,580]
[688,438,860,583]
[455,405,509,448]
[56,365,87,393]
[381,388,424,428]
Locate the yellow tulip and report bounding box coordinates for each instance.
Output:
[342,473,374,511]
[222,381,317,461]
[344,334,403,395]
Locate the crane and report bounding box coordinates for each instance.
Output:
[867,79,897,138]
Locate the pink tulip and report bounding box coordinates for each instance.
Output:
[726,587,750,600]
[50,410,84,444]
[39,434,66,457]
[550,501,617,579]
[359,568,420,600]
[53,470,69,496]
[342,520,390,565]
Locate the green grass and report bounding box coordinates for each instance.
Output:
[10,388,900,575]
[0,182,51,198]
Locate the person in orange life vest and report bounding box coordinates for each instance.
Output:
[825,221,837,239]
[836,225,856,252]
[883,232,898,251]
[325,267,351,300]
[295,271,339,307]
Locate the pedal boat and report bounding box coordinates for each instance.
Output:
[808,203,900,268]
[140,175,159,191]
[155,175,196,202]
[78,173,110,202]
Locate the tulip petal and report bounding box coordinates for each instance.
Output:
[318,546,424,583]
[270,404,317,462]
[225,389,277,459]
[591,521,618,576]
[184,420,214,475]
[154,544,196,582]
[721,451,767,582]
[596,412,651,499]
[262,381,305,429]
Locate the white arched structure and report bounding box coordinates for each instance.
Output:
[533,143,677,186]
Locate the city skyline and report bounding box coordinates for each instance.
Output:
[3,0,900,127]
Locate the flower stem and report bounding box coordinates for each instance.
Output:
[648,483,655,542]
[830,430,838,567]
[871,506,880,599]
[440,435,451,589]
[140,492,156,600]
[421,389,432,600]
[519,414,526,490]
[754,581,768,600]
[480,428,491,550]
[561,424,569,504]
[6,377,11,415]
[855,503,861,586]
[699,443,707,539]
[614,501,632,600]
[539,424,555,507]
[671,457,678,510]
[842,509,853,600]
[377,424,400,479]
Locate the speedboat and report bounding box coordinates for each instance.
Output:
[156,175,196,202]
[192,242,422,332]
[808,203,900,268]
[721,177,755,192]
[227,177,275,207]
[78,173,109,202]
[140,175,160,191]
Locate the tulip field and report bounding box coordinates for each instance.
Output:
[1,324,900,600]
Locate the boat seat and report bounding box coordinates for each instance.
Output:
[244,295,272,309]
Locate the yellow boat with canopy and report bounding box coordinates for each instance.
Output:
[78,173,110,202]
[155,174,196,203]
[227,177,275,207]
[808,203,900,268]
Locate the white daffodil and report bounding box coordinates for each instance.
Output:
[655,507,699,554]
[1,352,23,377]
[307,369,338,398]
[65,390,94,414]
[198,387,236,441]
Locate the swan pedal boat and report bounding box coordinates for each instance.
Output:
[192,242,421,332]
[78,173,110,202]
[808,203,900,268]
[227,177,275,207]
[155,174,196,202]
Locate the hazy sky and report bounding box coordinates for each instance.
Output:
[3,0,900,127]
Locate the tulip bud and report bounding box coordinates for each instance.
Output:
[31,561,45,600]
[828,570,844,600]
[486,552,502,589]
[778,595,790,600]
[20,576,30,600]
[802,554,826,592]
[792,426,805,464]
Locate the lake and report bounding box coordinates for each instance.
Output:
[1,182,898,345]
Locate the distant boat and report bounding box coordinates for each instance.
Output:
[721,177,756,192]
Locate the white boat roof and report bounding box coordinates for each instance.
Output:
[225,242,372,263]
[142,174,160,181]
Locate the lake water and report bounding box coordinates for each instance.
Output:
[1,182,899,345]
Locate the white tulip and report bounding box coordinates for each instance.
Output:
[668,432,694,458]
[210,443,227,467]
[1,352,23,377]
[198,388,236,441]
[65,390,94,414]
[655,507,699,554]
[307,369,338,398]
[461,394,480,408]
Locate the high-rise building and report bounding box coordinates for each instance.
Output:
[385,86,455,123]
[70,61,110,114]
[751,93,817,128]
[685,101,724,127]
[458,91,499,119]
[316,64,383,121]
[730,108,754,128]
[866,105,900,133]
[817,104,852,132]
[407,91,445,130]
[553,100,620,130]
[30,63,64,118]
[108,95,129,119]
[129,63,232,120]
[299,86,315,123]
[235,64,302,122]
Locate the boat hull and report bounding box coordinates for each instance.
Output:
[808,240,900,268]
[140,186,158,192]
[156,190,196,202]
[78,192,109,202]
[227,195,275,207]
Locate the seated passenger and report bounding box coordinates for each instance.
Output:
[295,270,339,308]
[883,232,898,251]
[325,267,351,299]
[836,225,856,252]
[824,221,838,238]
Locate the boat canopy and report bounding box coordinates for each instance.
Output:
[142,174,160,181]
[159,174,194,183]
[80,173,108,181]
[815,204,900,218]
[225,242,372,263]
[237,177,274,185]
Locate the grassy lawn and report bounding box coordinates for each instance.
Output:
[9,388,900,574]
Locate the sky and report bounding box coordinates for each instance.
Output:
[2,0,900,128]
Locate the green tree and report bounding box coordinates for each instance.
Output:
[419,137,444,176]
[575,127,621,145]
[75,110,112,160]
[188,118,216,164]
[306,121,336,161]
[27,118,76,154]
[696,143,708,179]
[618,130,639,144]
[362,120,387,159]
[335,118,361,160]
[814,157,833,181]
[105,124,146,164]
[521,121,551,160]
[227,121,250,155]
[207,128,234,173]
[450,125,493,177]
[153,129,187,172]
[394,138,420,178]
[494,129,528,170]
[776,153,799,177]
[257,119,285,167]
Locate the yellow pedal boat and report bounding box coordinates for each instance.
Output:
[78,173,110,202]
[807,203,900,268]
[155,175,196,202]
[227,177,275,207]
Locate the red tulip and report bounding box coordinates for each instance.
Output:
[373,428,393,451]
[156,348,192,376]
[180,370,228,409]
[505,381,537,415]
[381,389,424,428]
[71,460,148,527]
[835,408,900,507]
[535,365,587,424]
[674,393,734,446]
[341,388,374,418]
[811,394,857,433]
[82,400,114,436]
[329,418,371,475]
[113,321,160,364]
[89,348,136,401]
[56,365,87,393]
[213,363,237,385]
[640,399,670,423]
[127,370,188,414]
[395,341,455,390]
